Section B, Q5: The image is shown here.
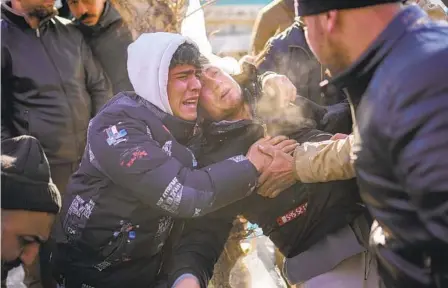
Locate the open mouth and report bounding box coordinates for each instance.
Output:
[183,99,198,108]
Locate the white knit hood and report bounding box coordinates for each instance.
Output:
[127,32,198,115]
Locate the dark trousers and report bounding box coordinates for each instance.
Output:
[25,162,78,288]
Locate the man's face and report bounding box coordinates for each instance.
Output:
[1,210,54,271]
[167,64,202,121]
[68,0,105,26]
[302,14,350,74]
[199,65,243,122]
[20,0,55,20]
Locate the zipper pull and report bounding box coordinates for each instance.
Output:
[36,28,40,37]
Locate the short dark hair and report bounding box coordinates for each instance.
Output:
[169,42,203,69]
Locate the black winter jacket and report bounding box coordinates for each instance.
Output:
[165,121,365,287]
[76,1,134,94]
[1,2,110,164]
[329,6,448,288]
[55,93,258,287]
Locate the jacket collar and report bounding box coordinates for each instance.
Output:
[203,119,255,136]
[201,119,264,144]
[75,1,122,36]
[1,1,56,30]
[322,5,428,105]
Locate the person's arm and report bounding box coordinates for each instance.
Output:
[319,100,353,135]
[81,37,112,116]
[250,2,281,55]
[1,47,15,140]
[389,84,448,249]
[293,134,356,183]
[166,214,234,288]
[88,118,260,217]
[256,37,282,74]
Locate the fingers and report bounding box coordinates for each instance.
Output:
[258,144,277,158]
[257,177,278,197]
[291,85,297,103]
[257,178,270,196]
[266,135,288,146]
[257,168,272,191]
[274,139,297,150]
[282,143,299,154]
[268,189,283,198]
[250,136,272,148]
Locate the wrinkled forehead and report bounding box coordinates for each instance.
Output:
[202,64,224,73]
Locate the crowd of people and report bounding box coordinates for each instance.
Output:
[1,0,448,288]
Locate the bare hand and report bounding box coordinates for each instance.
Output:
[262,74,297,108]
[256,144,296,198]
[172,277,200,288]
[246,136,274,173]
[247,136,295,172]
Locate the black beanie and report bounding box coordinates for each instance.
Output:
[1,135,61,214]
[298,0,402,16]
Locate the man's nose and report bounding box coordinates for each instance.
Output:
[74,4,88,17]
[189,75,202,91]
[20,243,40,266]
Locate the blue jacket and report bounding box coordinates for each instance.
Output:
[55,92,258,287]
[329,6,448,287]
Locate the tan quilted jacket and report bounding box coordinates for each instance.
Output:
[293,134,356,183]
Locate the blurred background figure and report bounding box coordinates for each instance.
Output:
[250,0,296,55]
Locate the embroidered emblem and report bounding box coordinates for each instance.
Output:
[228,155,246,163]
[157,177,183,213]
[162,141,173,157]
[67,195,96,219]
[120,146,148,167]
[105,125,128,146]
[155,216,173,238]
[193,208,202,217]
[276,202,308,226]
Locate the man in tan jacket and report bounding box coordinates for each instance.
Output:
[293,133,355,183]
[250,0,296,55]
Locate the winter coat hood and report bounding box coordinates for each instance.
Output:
[127,32,198,115]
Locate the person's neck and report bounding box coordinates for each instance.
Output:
[225,103,252,122]
[343,4,402,66]
[10,0,40,29]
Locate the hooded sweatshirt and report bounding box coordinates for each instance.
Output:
[127,32,199,115]
[55,33,259,287]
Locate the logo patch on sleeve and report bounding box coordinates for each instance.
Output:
[276,202,308,226]
[105,125,128,146]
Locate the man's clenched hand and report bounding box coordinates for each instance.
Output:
[257,144,296,198]
[262,73,297,108]
[246,136,297,173]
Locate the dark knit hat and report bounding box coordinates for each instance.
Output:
[1,136,61,214]
[298,0,402,16]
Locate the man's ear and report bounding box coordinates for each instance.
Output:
[326,10,339,33]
